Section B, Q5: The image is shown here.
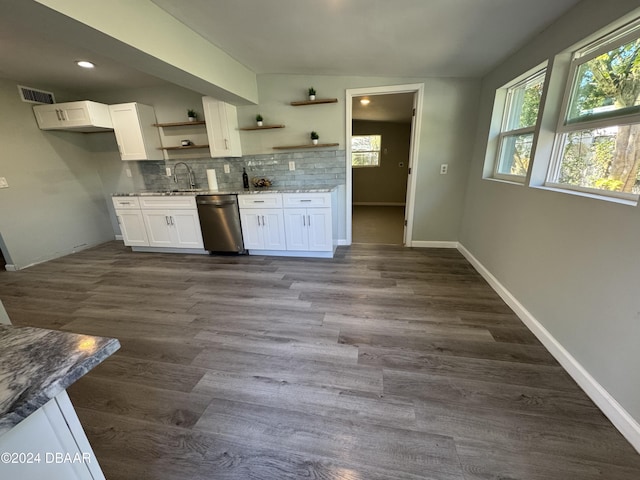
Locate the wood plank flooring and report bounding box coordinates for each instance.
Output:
[1,241,639,479]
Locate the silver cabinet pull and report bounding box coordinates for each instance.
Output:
[165,216,170,225]
[308,215,311,226]
[55,109,62,121]
[253,200,265,203]
[170,216,174,225]
[303,215,305,226]
[224,139,229,150]
[262,215,265,225]
[300,199,312,202]
[257,216,261,227]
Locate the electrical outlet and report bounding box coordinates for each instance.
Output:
[165,167,172,176]
[440,164,448,175]
[125,168,132,178]
[289,161,295,171]
[0,177,8,188]
[224,164,231,174]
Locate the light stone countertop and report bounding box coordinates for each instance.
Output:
[0,325,120,436]
[112,185,339,197]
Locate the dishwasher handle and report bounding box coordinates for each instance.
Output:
[197,199,237,207]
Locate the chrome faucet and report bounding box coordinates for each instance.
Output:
[173,162,196,190]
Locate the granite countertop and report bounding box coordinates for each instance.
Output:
[0,325,120,436]
[113,185,339,197]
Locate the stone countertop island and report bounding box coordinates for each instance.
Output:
[0,325,119,479]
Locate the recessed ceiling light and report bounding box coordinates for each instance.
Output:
[360,98,370,106]
[76,60,95,69]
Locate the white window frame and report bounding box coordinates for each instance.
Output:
[546,19,640,201]
[493,68,547,182]
[351,134,382,168]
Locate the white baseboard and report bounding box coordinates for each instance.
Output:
[115,234,123,241]
[4,264,17,272]
[410,241,459,248]
[353,202,406,206]
[337,239,349,246]
[458,243,640,454]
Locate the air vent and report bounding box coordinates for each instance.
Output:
[17,85,55,104]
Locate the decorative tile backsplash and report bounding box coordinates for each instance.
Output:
[139,150,346,191]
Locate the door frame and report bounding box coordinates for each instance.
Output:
[345,83,424,246]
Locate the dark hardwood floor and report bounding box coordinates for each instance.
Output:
[1,241,639,479]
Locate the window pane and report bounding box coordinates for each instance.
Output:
[555,124,640,193]
[497,133,533,176]
[568,38,640,124]
[504,72,545,131]
[352,135,381,152]
[352,152,380,167]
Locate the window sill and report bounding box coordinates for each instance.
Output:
[483,176,525,186]
[532,184,639,207]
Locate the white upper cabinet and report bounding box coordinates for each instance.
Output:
[33,101,113,132]
[202,96,242,158]
[109,103,164,161]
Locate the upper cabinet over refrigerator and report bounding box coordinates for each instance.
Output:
[33,101,113,132]
[202,96,242,158]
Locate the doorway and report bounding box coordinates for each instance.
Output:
[345,84,423,246]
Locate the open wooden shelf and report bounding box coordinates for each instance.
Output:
[290,98,338,106]
[239,124,285,131]
[153,121,206,127]
[273,143,339,150]
[159,144,209,151]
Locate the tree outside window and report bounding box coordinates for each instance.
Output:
[550,31,640,195]
[352,135,382,167]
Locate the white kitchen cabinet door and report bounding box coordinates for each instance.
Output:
[143,210,174,247]
[239,208,286,250]
[202,96,242,158]
[284,208,332,251]
[240,209,264,250]
[109,103,163,161]
[307,208,333,251]
[33,101,112,132]
[261,211,287,250]
[116,209,149,247]
[171,210,204,248]
[283,208,308,250]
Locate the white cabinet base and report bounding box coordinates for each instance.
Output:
[0,391,105,480]
[245,248,335,258]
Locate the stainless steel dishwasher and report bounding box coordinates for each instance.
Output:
[196,194,246,253]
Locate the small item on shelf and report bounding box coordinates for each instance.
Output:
[308,87,316,101]
[252,177,272,188]
[310,131,319,145]
[242,168,250,189]
[180,139,192,146]
[187,109,198,121]
[256,114,263,127]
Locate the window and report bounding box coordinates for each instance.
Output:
[352,135,381,167]
[547,22,640,197]
[494,69,546,180]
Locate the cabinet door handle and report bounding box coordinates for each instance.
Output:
[55,109,62,121]
[165,215,170,225]
[303,215,306,226]
[262,215,265,226]
[308,215,311,226]
[257,216,261,227]
[253,200,264,203]
[116,215,121,225]
[60,109,67,121]
[170,216,174,225]
[300,199,312,202]
[224,139,229,149]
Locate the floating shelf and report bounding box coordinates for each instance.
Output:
[159,144,209,151]
[290,98,338,106]
[153,121,206,127]
[273,143,339,150]
[239,124,285,131]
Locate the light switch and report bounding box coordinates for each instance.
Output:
[224,164,231,174]
[126,168,132,178]
[165,167,172,176]
[289,161,295,171]
[440,164,448,175]
[0,177,8,188]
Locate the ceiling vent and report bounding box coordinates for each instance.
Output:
[17,85,55,104]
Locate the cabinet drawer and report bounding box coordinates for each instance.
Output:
[112,196,141,209]
[139,195,197,209]
[238,193,283,208]
[283,193,331,208]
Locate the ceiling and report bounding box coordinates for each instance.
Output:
[353,93,414,122]
[0,0,582,96]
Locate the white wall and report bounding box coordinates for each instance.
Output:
[460,0,640,427]
[0,78,114,269]
[239,74,480,242]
